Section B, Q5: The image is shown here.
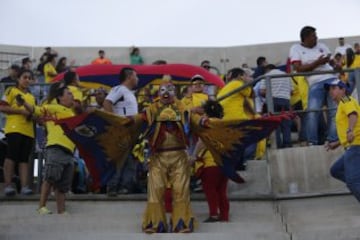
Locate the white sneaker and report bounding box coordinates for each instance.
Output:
[4,186,16,196]
[21,186,33,195]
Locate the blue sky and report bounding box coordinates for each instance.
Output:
[0,0,359,47]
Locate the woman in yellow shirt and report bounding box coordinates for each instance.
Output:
[44,55,58,83]
[0,69,35,196]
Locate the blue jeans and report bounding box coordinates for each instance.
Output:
[306,78,338,145]
[330,146,360,202]
[347,72,356,94]
[107,154,137,192]
[273,98,292,148]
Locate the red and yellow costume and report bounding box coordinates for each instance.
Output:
[141,98,195,233]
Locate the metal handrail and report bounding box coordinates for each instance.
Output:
[217,68,360,102]
[217,68,360,115]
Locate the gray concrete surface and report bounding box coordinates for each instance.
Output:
[1,35,360,74]
[269,145,348,195]
[0,196,359,240]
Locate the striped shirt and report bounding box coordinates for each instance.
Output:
[259,69,292,100]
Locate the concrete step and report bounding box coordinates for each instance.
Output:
[228,160,272,197]
[279,196,360,240]
[0,201,288,240]
[1,232,291,240]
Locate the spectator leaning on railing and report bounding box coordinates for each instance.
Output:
[0,69,35,196]
[289,26,339,146]
[259,64,293,148]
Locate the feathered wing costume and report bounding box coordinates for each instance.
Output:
[57,99,291,234]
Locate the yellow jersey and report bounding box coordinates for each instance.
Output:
[181,92,209,109]
[217,80,252,120]
[194,148,217,175]
[2,87,35,138]
[335,96,360,147]
[34,104,75,152]
[44,63,57,83]
[289,76,308,109]
[68,85,84,103]
[350,54,360,69]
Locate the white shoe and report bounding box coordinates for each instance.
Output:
[21,186,33,195]
[4,186,16,196]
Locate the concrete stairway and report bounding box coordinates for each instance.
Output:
[1,196,360,240]
[0,201,288,240]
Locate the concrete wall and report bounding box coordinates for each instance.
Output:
[268,146,347,196]
[1,35,360,75]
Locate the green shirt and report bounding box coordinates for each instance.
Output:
[130,55,144,65]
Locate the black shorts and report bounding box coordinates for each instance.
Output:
[6,133,34,163]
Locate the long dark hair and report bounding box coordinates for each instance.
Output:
[44,81,65,104]
[56,57,67,73]
[130,47,139,56]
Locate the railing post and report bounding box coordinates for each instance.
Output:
[265,76,274,113]
[354,68,360,102]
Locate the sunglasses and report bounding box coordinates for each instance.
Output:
[202,65,210,69]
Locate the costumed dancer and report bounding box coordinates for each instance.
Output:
[141,80,196,233]
[192,100,229,222]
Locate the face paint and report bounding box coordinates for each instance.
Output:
[159,83,176,104]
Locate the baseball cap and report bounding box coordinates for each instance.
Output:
[324,79,348,90]
[191,74,205,83]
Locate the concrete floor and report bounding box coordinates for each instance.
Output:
[1,195,360,240]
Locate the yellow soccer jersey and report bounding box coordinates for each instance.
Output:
[336,96,360,147]
[34,104,75,152]
[2,87,35,138]
[44,63,57,83]
[217,80,252,120]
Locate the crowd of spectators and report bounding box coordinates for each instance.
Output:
[0,26,360,199]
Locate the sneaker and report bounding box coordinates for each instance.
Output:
[21,186,33,195]
[118,188,129,195]
[38,207,53,215]
[4,186,16,196]
[107,189,117,197]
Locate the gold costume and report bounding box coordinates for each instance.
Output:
[142,100,195,233]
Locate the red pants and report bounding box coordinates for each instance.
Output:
[201,166,229,221]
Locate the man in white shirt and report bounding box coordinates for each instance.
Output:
[334,37,352,56]
[103,67,139,196]
[260,64,293,148]
[289,26,338,145]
